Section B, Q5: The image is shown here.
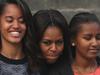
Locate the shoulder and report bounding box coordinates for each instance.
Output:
[93,66,100,75]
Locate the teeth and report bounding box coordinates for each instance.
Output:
[10,32,20,36]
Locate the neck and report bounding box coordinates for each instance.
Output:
[75,52,96,68]
[0,40,24,60]
[72,53,97,74]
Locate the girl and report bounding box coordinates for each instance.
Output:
[69,12,100,75]
[0,0,39,75]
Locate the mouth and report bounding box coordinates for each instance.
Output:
[89,49,99,53]
[9,31,21,37]
[47,53,60,57]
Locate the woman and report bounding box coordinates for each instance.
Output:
[32,9,73,75]
[69,12,100,75]
[0,0,39,75]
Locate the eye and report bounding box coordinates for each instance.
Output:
[18,17,25,24]
[55,39,64,46]
[41,40,52,46]
[83,36,92,40]
[6,16,13,23]
[96,34,100,40]
[83,34,92,40]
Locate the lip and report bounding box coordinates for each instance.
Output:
[9,30,21,33]
[89,49,98,53]
[47,55,58,59]
[89,48,100,50]
[47,53,60,57]
[9,31,22,38]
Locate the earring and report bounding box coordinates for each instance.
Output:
[72,42,75,46]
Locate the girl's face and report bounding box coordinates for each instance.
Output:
[40,26,64,63]
[74,22,100,60]
[0,4,26,44]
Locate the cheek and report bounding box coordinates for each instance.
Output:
[98,41,100,47]
[57,44,64,53]
[0,26,7,34]
[76,40,86,51]
[22,24,26,32]
[21,25,26,37]
[76,41,89,56]
[60,45,64,52]
[76,37,88,49]
[40,44,49,55]
[0,21,9,33]
[98,40,100,43]
[0,24,1,33]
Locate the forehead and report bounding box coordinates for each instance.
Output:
[2,4,22,16]
[79,22,100,33]
[44,26,62,34]
[42,26,63,39]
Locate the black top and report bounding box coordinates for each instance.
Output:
[0,54,40,75]
[40,60,73,75]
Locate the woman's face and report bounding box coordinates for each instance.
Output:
[74,22,100,60]
[0,4,26,44]
[40,26,64,63]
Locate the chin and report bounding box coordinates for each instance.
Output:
[9,40,22,44]
[47,58,58,64]
[47,59,57,64]
[87,55,97,60]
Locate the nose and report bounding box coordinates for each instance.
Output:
[91,38,98,47]
[13,20,20,29]
[50,43,57,52]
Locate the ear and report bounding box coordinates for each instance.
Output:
[71,39,76,46]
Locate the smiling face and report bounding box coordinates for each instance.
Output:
[0,4,26,45]
[40,26,64,63]
[74,22,100,60]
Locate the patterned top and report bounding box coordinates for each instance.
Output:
[0,54,39,75]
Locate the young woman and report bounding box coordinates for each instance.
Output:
[0,0,39,75]
[69,12,100,75]
[32,9,73,75]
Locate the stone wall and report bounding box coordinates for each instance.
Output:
[24,0,100,22]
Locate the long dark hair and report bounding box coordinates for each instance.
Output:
[0,0,39,74]
[32,9,72,64]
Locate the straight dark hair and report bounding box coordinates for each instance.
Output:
[0,0,39,74]
[69,12,100,58]
[32,9,72,64]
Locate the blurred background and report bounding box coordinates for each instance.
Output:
[24,0,100,23]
